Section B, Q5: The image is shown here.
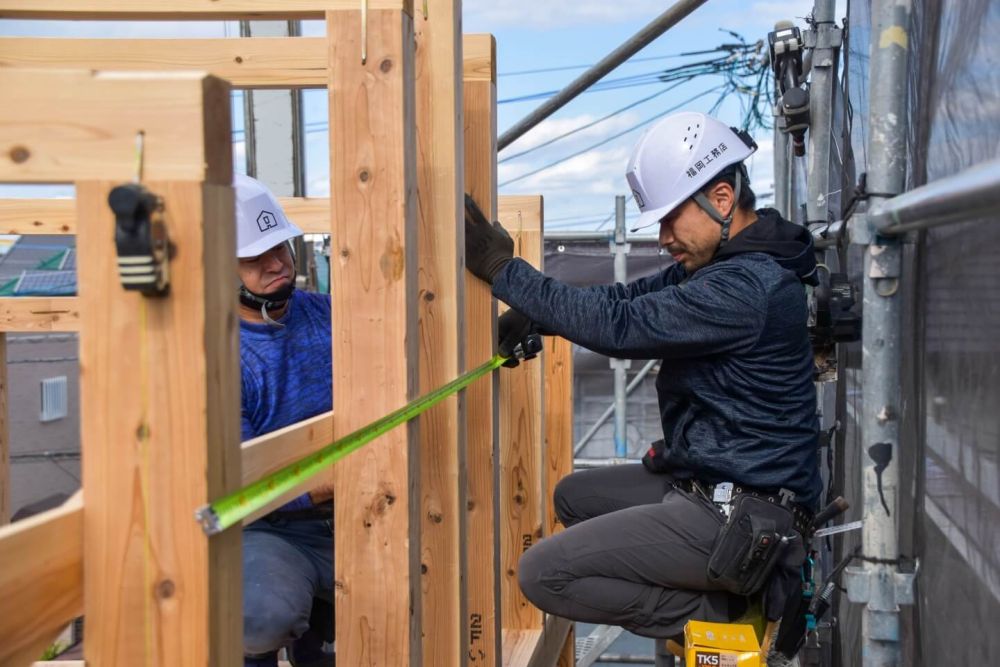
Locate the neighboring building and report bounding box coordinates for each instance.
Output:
[0,235,80,518]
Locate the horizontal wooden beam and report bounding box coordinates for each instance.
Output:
[0,33,493,89]
[0,493,82,667]
[0,37,328,88]
[0,196,323,235]
[0,297,80,332]
[0,69,231,183]
[241,410,333,486]
[0,0,413,19]
[0,198,74,235]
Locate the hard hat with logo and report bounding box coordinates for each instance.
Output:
[234,173,303,258]
[625,111,757,237]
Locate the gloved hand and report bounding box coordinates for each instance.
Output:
[498,307,535,368]
[465,193,514,284]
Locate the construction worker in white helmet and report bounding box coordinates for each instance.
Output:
[234,174,335,667]
[465,111,821,642]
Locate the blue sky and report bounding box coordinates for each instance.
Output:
[1,0,830,232]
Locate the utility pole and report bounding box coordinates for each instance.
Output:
[805,0,842,226]
[611,195,631,459]
[844,0,917,665]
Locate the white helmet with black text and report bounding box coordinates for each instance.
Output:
[626,111,757,247]
[234,173,304,324]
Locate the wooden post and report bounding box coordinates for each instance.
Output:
[463,33,500,667]
[66,77,241,664]
[544,336,576,666]
[414,3,466,665]
[497,195,545,632]
[0,333,7,526]
[327,4,422,664]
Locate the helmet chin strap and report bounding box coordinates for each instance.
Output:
[239,281,295,328]
[691,166,743,252]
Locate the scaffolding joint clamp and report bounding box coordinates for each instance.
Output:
[843,563,918,607]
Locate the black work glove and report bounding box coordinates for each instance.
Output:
[498,308,535,367]
[465,193,514,284]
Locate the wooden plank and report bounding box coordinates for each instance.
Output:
[501,629,543,667]
[498,195,545,632]
[0,298,80,332]
[328,8,420,665]
[463,33,496,83]
[463,32,500,667]
[0,69,231,183]
[241,410,333,486]
[0,33,492,90]
[0,493,82,666]
[79,177,243,666]
[74,71,240,664]
[238,411,334,526]
[543,336,575,666]
[0,333,7,526]
[414,1,466,665]
[0,37,329,88]
[0,198,74,235]
[0,0,413,19]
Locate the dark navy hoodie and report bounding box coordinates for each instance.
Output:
[492,208,822,508]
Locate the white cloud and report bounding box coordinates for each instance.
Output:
[464,0,667,29]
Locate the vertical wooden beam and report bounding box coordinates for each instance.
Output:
[544,335,576,666]
[0,333,11,526]
[414,3,466,665]
[77,79,241,665]
[497,195,545,632]
[328,5,421,665]
[463,33,500,667]
[0,333,7,526]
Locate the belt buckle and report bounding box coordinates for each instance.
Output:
[712,482,734,519]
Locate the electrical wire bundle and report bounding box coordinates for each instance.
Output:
[498,30,774,190]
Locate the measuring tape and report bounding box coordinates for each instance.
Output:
[196,353,508,535]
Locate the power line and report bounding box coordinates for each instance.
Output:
[498,45,747,77]
[499,78,693,163]
[499,85,727,189]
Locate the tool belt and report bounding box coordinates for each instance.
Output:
[679,479,812,597]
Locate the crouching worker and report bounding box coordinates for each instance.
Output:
[235,174,335,667]
[465,112,821,640]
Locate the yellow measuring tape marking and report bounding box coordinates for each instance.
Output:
[196,354,507,535]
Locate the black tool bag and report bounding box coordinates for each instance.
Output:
[706,493,798,596]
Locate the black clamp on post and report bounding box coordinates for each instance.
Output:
[768,21,810,156]
[108,183,170,296]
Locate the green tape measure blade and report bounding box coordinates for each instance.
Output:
[198,354,506,535]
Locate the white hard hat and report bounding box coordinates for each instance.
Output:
[234,173,303,258]
[625,111,756,231]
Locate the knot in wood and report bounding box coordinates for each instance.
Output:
[234,56,244,64]
[358,168,370,183]
[9,146,29,164]
[155,579,175,599]
[380,58,393,73]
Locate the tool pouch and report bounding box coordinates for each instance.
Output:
[706,494,796,596]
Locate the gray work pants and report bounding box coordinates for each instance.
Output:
[517,464,747,639]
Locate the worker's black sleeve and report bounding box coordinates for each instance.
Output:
[575,263,687,301]
[491,258,767,360]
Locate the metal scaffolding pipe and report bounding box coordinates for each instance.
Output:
[871,157,1000,235]
[805,0,841,225]
[612,195,630,458]
[844,0,914,664]
[574,359,659,455]
[497,0,711,151]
